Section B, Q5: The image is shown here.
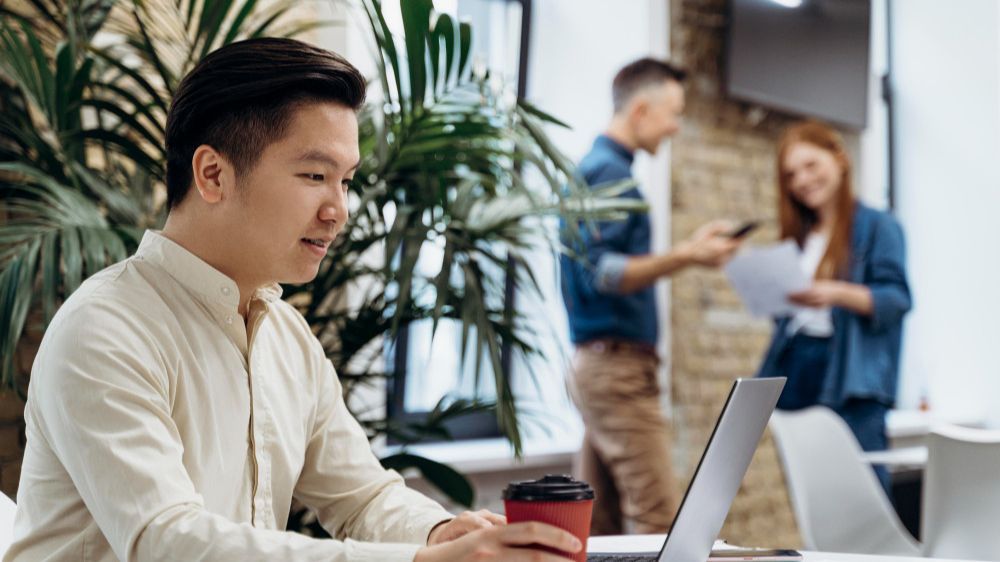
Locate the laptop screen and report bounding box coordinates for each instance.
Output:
[588,377,786,561]
[656,377,785,562]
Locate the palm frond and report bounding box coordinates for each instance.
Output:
[0,167,130,387]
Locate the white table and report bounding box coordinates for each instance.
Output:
[886,410,985,449]
[860,445,928,469]
[587,535,983,561]
[800,553,975,562]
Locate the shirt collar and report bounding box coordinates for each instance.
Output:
[594,134,635,164]
[134,230,283,311]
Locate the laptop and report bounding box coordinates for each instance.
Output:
[588,377,791,562]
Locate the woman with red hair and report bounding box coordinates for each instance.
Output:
[756,120,911,490]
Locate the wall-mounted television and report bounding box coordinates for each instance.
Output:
[725,0,871,129]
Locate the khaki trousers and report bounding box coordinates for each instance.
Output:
[567,346,678,535]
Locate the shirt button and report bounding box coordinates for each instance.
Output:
[226,315,234,325]
[221,286,231,296]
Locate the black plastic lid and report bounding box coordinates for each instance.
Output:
[502,474,595,501]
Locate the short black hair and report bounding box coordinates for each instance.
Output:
[612,57,687,113]
[165,37,366,210]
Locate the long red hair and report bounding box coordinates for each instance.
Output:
[777,120,855,280]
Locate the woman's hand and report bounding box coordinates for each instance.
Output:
[415,521,582,562]
[788,280,843,308]
[788,280,874,315]
[427,510,507,545]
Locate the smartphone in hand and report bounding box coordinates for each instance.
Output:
[728,221,760,239]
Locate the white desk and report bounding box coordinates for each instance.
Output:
[886,410,985,449]
[865,409,987,471]
[587,535,981,561]
[800,553,975,562]
[860,445,928,469]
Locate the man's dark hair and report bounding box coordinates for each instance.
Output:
[165,37,366,210]
[612,57,687,113]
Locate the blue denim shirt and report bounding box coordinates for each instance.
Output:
[560,135,657,345]
[756,203,912,407]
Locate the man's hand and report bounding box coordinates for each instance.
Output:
[677,220,742,268]
[415,521,582,562]
[427,510,507,545]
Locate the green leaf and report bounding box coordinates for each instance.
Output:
[457,20,471,80]
[0,238,40,389]
[53,40,74,130]
[380,452,474,507]
[128,3,177,95]
[38,230,60,325]
[426,14,441,98]
[21,20,56,124]
[196,0,237,59]
[90,46,170,114]
[400,0,433,111]
[431,12,455,88]
[361,1,394,109]
[77,98,165,156]
[78,128,164,179]
[518,98,571,129]
[91,81,166,135]
[221,0,260,45]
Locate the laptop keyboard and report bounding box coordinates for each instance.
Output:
[587,554,658,561]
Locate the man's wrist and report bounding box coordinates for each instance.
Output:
[669,242,696,269]
[426,518,453,545]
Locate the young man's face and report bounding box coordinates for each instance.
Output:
[632,80,685,154]
[227,101,359,286]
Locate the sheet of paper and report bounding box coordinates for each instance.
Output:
[724,241,811,317]
[587,534,735,553]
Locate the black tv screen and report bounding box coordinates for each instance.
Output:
[725,0,871,129]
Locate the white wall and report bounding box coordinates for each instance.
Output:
[891,0,1000,424]
[857,0,890,209]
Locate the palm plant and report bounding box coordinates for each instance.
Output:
[0,0,643,510]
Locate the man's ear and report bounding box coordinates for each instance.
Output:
[190,145,232,204]
[627,96,649,125]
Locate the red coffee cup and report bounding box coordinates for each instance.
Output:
[503,474,594,561]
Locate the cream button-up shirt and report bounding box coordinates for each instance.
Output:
[7,231,453,561]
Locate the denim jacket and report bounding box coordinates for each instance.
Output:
[756,203,912,407]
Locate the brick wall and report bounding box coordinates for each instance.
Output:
[665,0,840,548]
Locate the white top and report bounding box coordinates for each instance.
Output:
[7,231,452,562]
[787,233,834,337]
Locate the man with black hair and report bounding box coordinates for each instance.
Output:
[8,38,579,562]
[560,57,741,535]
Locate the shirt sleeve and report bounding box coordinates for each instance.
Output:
[864,213,912,331]
[573,163,644,295]
[29,301,434,562]
[293,346,454,546]
[594,252,630,293]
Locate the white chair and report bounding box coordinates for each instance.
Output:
[769,407,920,556]
[922,424,1000,560]
[0,491,15,556]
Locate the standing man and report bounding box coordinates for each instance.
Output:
[8,38,580,562]
[560,58,741,535]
